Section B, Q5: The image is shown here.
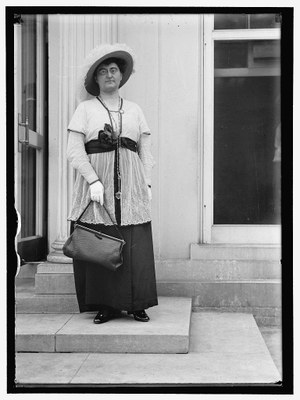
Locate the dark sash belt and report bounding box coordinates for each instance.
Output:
[85,137,137,154]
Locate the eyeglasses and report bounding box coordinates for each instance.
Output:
[96,67,120,76]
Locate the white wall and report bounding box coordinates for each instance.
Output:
[118,14,201,259]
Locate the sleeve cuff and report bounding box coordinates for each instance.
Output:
[85,171,100,185]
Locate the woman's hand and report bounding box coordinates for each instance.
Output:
[90,180,104,205]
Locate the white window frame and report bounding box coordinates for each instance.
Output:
[202,14,281,244]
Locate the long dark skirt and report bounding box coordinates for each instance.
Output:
[71,221,158,313]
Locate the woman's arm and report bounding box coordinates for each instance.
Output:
[67,131,104,204]
[137,132,155,187]
[67,130,99,184]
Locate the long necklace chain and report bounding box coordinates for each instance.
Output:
[97,95,123,200]
[98,95,123,134]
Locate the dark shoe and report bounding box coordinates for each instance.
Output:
[128,310,150,322]
[93,308,113,324]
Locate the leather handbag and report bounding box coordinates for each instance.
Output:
[63,201,126,271]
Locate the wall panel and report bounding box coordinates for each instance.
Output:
[159,14,200,258]
[118,14,201,259]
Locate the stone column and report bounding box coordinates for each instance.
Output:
[47,14,76,263]
[47,14,118,263]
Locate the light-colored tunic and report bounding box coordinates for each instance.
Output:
[67,97,154,226]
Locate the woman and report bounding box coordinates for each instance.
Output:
[66,43,158,324]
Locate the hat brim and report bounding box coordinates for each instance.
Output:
[84,50,133,96]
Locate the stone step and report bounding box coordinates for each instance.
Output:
[15,276,281,325]
[16,263,38,278]
[32,259,281,295]
[157,279,281,308]
[16,297,192,354]
[16,275,281,307]
[17,294,80,313]
[35,273,76,294]
[192,307,281,327]
[15,312,281,385]
[16,277,79,313]
[36,260,281,279]
[190,244,281,260]
[158,279,281,326]
[33,259,281,294]
[34,274,281,307]
[159,259,281,280]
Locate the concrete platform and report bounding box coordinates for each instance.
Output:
[16,314,73,352]
[15,312,281,385]
[16,297,192,354]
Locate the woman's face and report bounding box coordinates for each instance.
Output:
[95,62,123,93]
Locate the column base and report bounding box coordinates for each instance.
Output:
[47,239,72,264]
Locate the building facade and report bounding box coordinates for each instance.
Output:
[14,13,282,324]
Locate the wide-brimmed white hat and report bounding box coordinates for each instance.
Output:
[76,43,136,103]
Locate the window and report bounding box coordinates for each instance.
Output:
[213,40,281,224]
[214,14,282,30]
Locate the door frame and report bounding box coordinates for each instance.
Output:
[14,15,48,261]
[202,14,281,244]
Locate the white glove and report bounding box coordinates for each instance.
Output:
[148,186,152,201]
[90,180,104,205]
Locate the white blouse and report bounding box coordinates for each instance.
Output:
[66,97,154,226]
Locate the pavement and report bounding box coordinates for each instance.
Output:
[15,310,281,386]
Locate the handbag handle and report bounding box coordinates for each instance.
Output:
[76,200,124,241]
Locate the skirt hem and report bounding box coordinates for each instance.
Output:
[78,298,158,313]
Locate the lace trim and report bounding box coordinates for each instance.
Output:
[68,216,152,226]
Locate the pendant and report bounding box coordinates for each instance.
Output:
[115,191,122,200]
